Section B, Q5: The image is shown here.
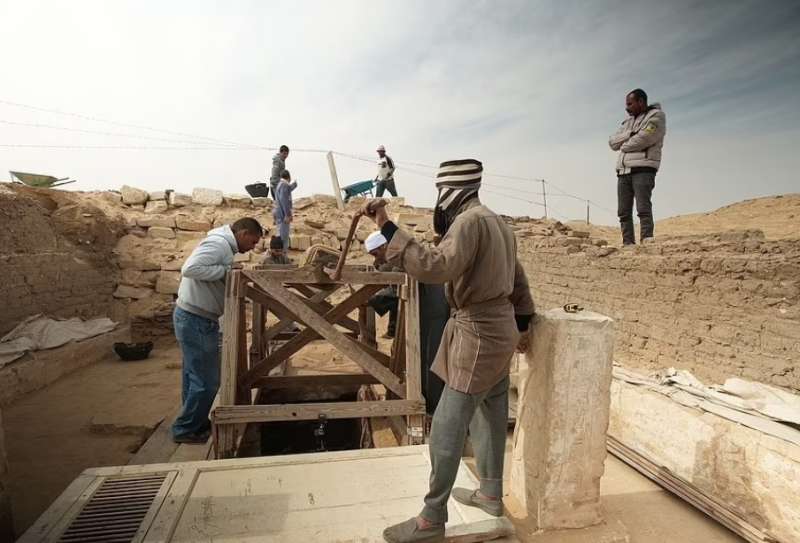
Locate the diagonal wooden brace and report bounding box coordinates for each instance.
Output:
[250,278,406,397]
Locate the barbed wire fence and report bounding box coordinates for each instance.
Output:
[0,98,617,224]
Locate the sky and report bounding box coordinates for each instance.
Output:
[1,0,799,225]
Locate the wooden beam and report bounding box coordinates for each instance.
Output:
[359,306,377,348]
[346,335,391,368]
[243,268,407,286]
[251,374,380,390]
[252,279,407,397]
[405,277,425,444]
[327,151,345,210]
[213,399,426,424]
[240,284,384,387]
[218,270,245,458]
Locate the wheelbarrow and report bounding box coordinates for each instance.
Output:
[341,180,375,202]
[10,171,76,188]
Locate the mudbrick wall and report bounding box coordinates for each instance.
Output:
[0,185,123,336]
[516,229,800,392]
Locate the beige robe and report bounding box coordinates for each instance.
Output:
[386,199,534,394]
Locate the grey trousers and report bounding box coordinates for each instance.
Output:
[617,171,656,244]
[421,375,509,524]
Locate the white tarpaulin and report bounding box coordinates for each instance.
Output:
[0,314,117,368]
[613,364,800,447]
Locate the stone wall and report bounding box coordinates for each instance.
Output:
[517,229,800,392]
[0,185,123,336]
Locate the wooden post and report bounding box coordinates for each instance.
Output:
[217,270,245,458]
[541,179,548,219]
[359,306,377,349]
[250,301,265,370]
[327,151,345,210]
[405,277,424,444]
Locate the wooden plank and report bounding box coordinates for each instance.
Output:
[359,306,377,348]
[327,150,345,210]
[347,334,392,367]
[405,277,425,444]
[236,296,249,405]
[250,301,265,366]
[127,408,179,465]
[607,436,772,543]
[245,280,405,397]
[253,278,407,398]
[240,284,384,386]
[213,399,426,424]
[253,373,380,390]
[443,518,515,542]
[217,270,244,458]
[243,268,407,286]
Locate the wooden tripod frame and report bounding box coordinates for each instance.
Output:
[212,267,425,458]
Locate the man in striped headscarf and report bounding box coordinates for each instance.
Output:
[363,159,535,543]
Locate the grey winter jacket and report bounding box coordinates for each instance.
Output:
[176,225,238,320]
[609,103,666,174]
[270,153,285,192]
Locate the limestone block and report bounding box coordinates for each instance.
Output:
[294,197,314,210]
[396,213,429,227]
[192,187,224,206]
[291,234,312,251]
[510,308,614,531]
[312,194,338,206]
[120,270,159,288]
[305,219,326,230]
[176,230,205,245]
[169,192,192,207]
[128,227,147,238]
[148,226,176,239]
[121,185,149,205]
[118,258,161,271]
[156,271,181,294]
[144,200,168,214]
[251,197,270,208]
[129,204,145,211]
[137,215,176,229]
[101,191,122,204]
[175,215,212,232]
[113,285,154,299]
[148,190,167,201]
[161,257,185,271]
[224,194,252,208]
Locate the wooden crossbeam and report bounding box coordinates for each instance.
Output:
[243,268,407,286]
[240,284,384,388]
[252,278,407,397]
[251,374,380,390]
[213,399,425,424]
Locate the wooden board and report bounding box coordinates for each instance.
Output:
[213,399,425,424]
[243,268,408,286]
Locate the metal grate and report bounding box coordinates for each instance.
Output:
[58,473,168,542]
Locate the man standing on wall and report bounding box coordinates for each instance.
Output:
[172,218,263,444]
[363,159,534,543]
[273,170,297,252]
[608,89,666,245]
[375,145,398,197]
[270,144,290,199]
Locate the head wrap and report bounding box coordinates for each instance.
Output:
[433,159,482,235]
[376,145,386,152]
[364,231,388,252]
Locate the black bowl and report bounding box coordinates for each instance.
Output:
[113,342,154,361]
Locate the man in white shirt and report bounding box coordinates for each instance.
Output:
[375,145,398,197]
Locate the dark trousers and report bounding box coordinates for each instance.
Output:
[375,178,398,197]
[617,171,656,244]
[368,293,398,335]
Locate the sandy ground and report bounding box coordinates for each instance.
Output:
[6,312,744,541]
[4,337,182,534]
[569,193,800,244]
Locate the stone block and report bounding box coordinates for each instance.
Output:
[137,215,176,229]
[294,197,314,210]
[175,215,212,231]
[120,270,159,288]
[101,191,122,204]
[161,257,185,271]
[223,194,252,208]
[129,204,145,211]
[510,308,614,531]
[304,219,326,230]
[290,234,312,251]
[155,271,181,294]
[144,200,168,214]
[176,230,205,245]
[396,213,429,227]
[148,190,167,201]
[169,192,192,207]
[192,187,224,206]
[148,226,176,239]
[120,185,149,205]
[251,197,270,208]
[113,285,154,299]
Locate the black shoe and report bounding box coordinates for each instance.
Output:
[173,430,210,444]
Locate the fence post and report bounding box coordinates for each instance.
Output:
[541,179,548,219]
[327,151,345,210]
